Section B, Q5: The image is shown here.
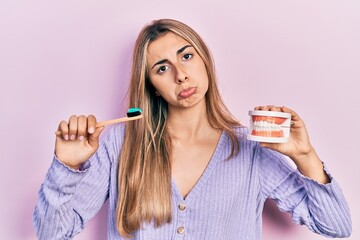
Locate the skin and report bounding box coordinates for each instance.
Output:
[147,32,222,197]
[146,32,209,110]
[55,115,104,170]
[55,32,329,195]
[255,105,330,184]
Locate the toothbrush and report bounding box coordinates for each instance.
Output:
[96,108,143,127]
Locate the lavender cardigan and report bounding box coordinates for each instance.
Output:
[33,124,352,239]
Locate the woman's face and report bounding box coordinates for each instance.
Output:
[146,32,209,109]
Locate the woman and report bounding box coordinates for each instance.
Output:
[33,19,351,239]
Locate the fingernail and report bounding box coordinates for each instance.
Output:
[88,127,94,134]
[79,136,84,141]
[64,135,69,140]
[70,135,76,140]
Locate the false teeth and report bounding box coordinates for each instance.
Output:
[253,121,282,131]
[247,110,291,143]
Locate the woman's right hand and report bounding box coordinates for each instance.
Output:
[55,115,104,170]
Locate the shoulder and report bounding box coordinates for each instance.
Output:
[232,126,257,149]
[222,126,259,157]
[97,123,126,157]
[106,123,126,142]
[228,126,294,171]
[227,126,288,163]
[233,126,249,139]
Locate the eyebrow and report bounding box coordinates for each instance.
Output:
[151,45,193,69]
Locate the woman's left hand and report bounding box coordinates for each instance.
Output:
[254,105,330,184]
[255,105,313,161]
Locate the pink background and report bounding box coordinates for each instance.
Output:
[1,1,359,239]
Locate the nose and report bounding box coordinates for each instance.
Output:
[175,65,188,84]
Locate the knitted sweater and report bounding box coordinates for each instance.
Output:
[33,124,352,239]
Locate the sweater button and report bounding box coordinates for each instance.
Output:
[178,203,186,211]
[177,226,185,234]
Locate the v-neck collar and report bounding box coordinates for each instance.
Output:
[171,130,227,204]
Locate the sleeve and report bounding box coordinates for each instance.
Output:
[256,144,352,238]
[33,125,123,240]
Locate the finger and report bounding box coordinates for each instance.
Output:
[77,115,87,140]
[263,105,274,111]
[269,105,281,112]
[254,106,265,110]
[255,105,279,111]
[281,106,306,129]
[56,120,69,140]
[68,115,78,140]
[88,126,104,149]
[262,105,272,111]
[87,114,97,134]
[281,106,301,121]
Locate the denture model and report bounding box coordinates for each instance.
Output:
[247,110,291,143]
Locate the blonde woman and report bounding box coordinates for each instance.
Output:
[33,19,351,239]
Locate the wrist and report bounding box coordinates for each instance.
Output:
[290,146,317,164]
[290,148,330,184]
[55,153,82,170]
[63,162,82,170]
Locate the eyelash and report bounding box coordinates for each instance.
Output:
[156,53,194,74]
[157,66,169,74]
[182,53,193,60]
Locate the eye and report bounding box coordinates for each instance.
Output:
[182,53,193,61]
[157,65,169,74]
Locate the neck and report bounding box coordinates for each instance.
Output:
[167,100,212,140]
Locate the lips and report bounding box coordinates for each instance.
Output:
[251,116,287,137]
[178,87,196,98]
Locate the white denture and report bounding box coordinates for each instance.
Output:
[253,121,282,132]
[247,110,292,143]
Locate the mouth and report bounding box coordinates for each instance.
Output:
[178,87,196,98]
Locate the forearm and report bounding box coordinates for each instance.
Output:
[33,158,88,239]
[273,170,352,238]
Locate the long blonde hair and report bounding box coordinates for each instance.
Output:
[117,19,240,237]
